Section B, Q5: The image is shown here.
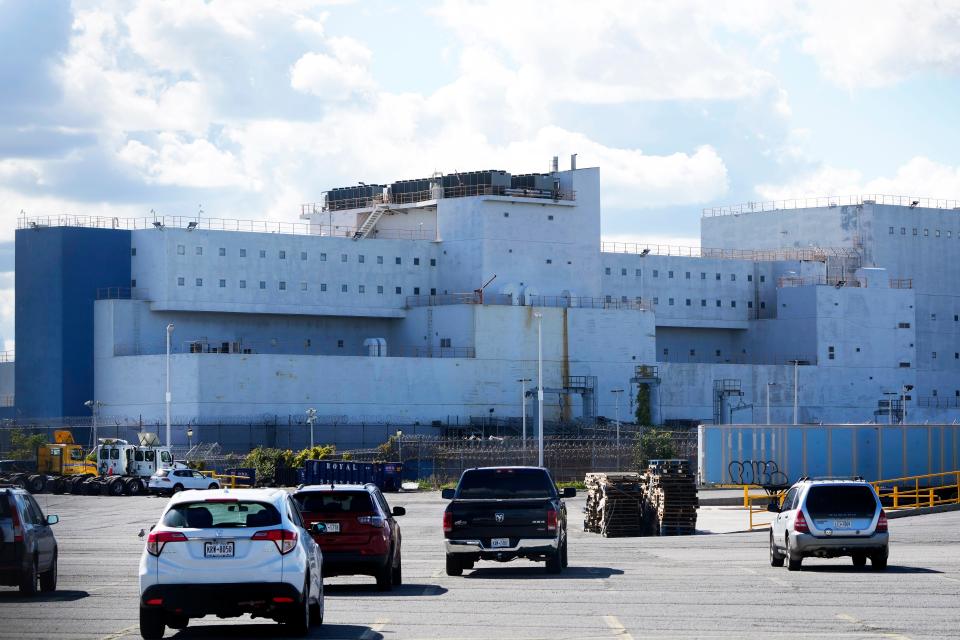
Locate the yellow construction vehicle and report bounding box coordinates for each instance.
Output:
[36,430,98,477]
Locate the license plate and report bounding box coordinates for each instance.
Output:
[322,522,340,533]
[490,538,510,548]
[834,520,852,529]
[204,541,234,558]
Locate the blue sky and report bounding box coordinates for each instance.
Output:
[1,0,959,351]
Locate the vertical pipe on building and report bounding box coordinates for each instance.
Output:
[535,312,544,467]
[792,361,799,425]
[165,323,174,448]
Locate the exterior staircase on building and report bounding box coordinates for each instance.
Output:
[353,204,389,240]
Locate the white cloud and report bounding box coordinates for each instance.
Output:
[118,133,254,189]
[289,49,374,99]
[755,157,960,201]
[797,0,960,89]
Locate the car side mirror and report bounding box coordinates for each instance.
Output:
[562,487,577,498]
[311,523,328,535]
[767,502,781,513]
[392,506,406,517]
[441,488,456,500]
[46,515,59,526]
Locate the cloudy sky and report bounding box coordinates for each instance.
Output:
[1,0,960,352]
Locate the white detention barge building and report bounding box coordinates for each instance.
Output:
[16,164,960,448]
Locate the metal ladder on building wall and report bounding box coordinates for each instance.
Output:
[353,204,389,240]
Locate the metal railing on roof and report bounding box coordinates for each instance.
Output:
[777,275,864,288]
[703,194,960,217]
[0,351,13,364]
[600,241,859,261]
[96,287,152,300]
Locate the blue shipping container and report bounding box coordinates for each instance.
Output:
[302,460,403,492]
[698,424,960,485]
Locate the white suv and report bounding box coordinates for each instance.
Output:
[148,468,220,495]
[138,488,324,639]
[768,477,889,571]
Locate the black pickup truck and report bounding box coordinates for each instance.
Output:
[441,466,575,575]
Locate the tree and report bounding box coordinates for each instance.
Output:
[634,427,676,469]
[635,384,652,425]
[9,429,47,460]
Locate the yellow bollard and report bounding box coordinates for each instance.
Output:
[743,485,749,509]
[893,485,899,509]
[929,488,935,508]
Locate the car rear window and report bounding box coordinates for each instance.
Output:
[0,494,10,518]
[805,485,877,518]
[162,501,281,529]
[293,491,374,514]
[456,468,557,499]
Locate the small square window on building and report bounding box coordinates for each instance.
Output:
[715,273,721,280]
[414,257,421,265]
[899,362,911,368]
[760,301,766,309]
[932,351,937,359]
[131,247,137,256]
[320,283,327,292]
[219,247,226,256]
[337,340,344,348]
[621,268,627,276]
[898,322,911,328]
[341,284,348,292]
[685,272,690,279]
[239,280,246,288]
[730,300,736,308]
[685,299,691,306]
[689,349,696,356]
[320,253,327,261]
[440,338,452,348]
[936,230,941,237]
[730,274,736,281]
[760,275,765,283]
[605,267,611,275]
[924,229,929,237]
[196,246,203,255]
[377,285,384,294]
[748,301,753,308]
[300,282,307,291]
[668,298,674,306]
[548,215,554,220]
[663,348,669,356]
[195,278,203,287]
[503,212,509,217]
[889,226,894,234]
[605,295,612,303]
[900,227,905,235]
[715,300,721,307]
[177,244,185,255]
[177,277,184,286]
[913,228,918,235]
[280,250,287,259]
[130,279,137,288]
[377,256,384,264]
[430,258,437,266]
[621,295,628,303]
[279,281,286,290]
[219,279,226,288]
[414,287,420,295]
[701,272,706,280]
[650,297,658,305]
[359,255,365,263]
[701,299,706,307]
[715,349,721,357]
[653,270,659,278]
[431,288,437,295]
[259,249,266,258]
[260,281,266,289]
[395,257,402,265]
[240,248,247,257]
[668,270,674,278]
[546,259,553,264]
[359,285,365,293]
[828,346,835,360]
[301,251,307,260]
[747,274,753,282]
[635,269,641,276]
[341,254,348,262]
[395,287,402,294]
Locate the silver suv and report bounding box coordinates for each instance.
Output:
[768,477,888,571]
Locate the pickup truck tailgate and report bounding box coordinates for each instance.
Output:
[449,500,553,538]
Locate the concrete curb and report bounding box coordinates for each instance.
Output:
[887,502,960,519]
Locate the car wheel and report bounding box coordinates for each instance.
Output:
[208,483,218,490]
[139,606,166,640]
[545,548,562,574]
[786,536,802,571]
[19,557,38,596]
[852,553,867,567]
[376,557,394,591]
[166,613,188,630]
[172,483,184,494]
[39,551,57,592]
[769,532,785,567]
[392,555,403,586]
[281,581,310,637]
[871,549,888,571]
[445,554,463,577]
[309,594,323,627]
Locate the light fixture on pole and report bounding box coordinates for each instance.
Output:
[766,382,776,425]
[306,408,317,450]
[901,385,913,425]
[517,378,531,452]
[186,427,194,450]
[534,312,544,468]
[84,400,102,449]
[396,430,403,462]
[165,323,174,447]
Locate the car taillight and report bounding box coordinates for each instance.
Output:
[546,509,558,532]
[876,510,888,533]
[443,511,453,533]
[10,498,23,542]
[357,515,386,528]
[146,530,187,556]
[793,511,809,533]
[252,528,298,554]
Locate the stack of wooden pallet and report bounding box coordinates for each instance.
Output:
[645,459,698,535]
[583,472,646,537]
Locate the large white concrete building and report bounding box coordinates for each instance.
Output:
[14,164,960,448]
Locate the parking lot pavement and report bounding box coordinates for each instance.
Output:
[2,490,959,640]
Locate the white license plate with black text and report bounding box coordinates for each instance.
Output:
[204,541,234,557]
[834,520,852,529]
[491,538,510,548]
[323,522,340,533]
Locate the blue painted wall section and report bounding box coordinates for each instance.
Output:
[15,227,130,418]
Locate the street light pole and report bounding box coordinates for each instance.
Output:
[792,360,799,425]
[84,400,102,449]
[165,323,174,447]
[534,312,544,468]
[517,378,531,453]
[306,408,317,450]
[611,389,624,447]
[902,385,913,425]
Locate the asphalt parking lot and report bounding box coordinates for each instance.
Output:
[1,490,959,640]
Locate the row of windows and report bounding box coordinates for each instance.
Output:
[170,277,434,296]
[605,294,765,309]
[603,267,763,282]
[889,226,956,238]
[158,246,437,267]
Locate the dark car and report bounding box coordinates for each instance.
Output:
[442,466,574,575]
[0,485,59,594]
[293,483,405,590]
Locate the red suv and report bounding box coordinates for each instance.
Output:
[292,484,404,591]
